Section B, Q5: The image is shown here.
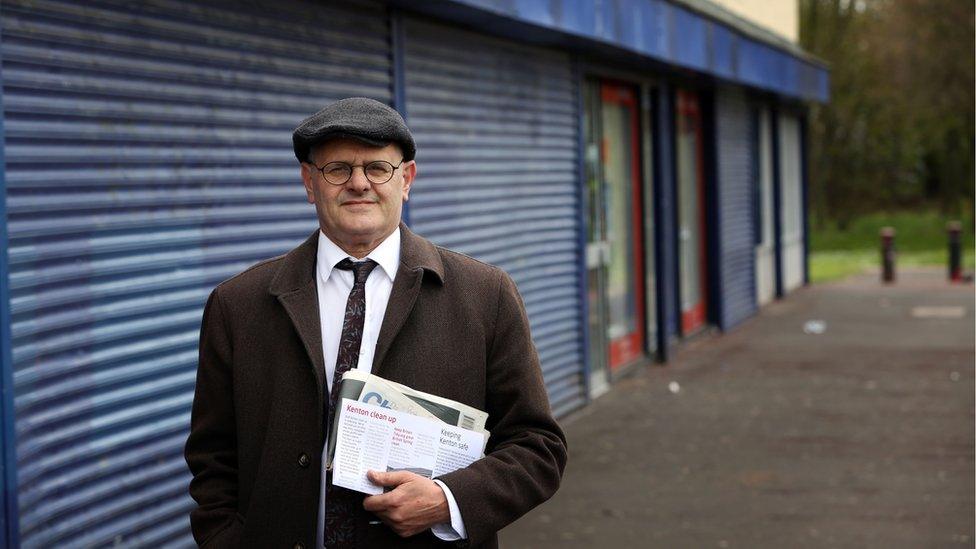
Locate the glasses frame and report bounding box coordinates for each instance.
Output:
[308,159,405,186]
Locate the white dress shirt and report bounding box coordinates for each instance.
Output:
[314,228,467,547]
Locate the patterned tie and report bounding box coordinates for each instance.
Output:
[325,258,378,548]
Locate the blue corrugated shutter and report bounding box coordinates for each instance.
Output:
[1,0,390,545]
[715,87,757,330]
[401,18,585,418]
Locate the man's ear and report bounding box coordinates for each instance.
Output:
[300,163,315,204]
[401,161,416,202]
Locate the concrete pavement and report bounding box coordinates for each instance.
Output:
[500,267,974,548]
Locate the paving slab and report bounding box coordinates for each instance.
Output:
[500,268,974,548]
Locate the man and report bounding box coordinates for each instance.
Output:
[185,97,567,548]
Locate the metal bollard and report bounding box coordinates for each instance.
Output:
[947,221,962,282]
[880,227,896,284]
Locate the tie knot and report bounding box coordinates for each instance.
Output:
[335,258,378,284]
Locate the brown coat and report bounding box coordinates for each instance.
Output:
[185,223,567,548]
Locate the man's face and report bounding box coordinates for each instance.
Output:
[301,138,416,253]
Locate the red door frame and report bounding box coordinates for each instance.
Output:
[600,82,645,369]
[677,89,708,334]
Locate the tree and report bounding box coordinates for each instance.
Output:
[800,0,974,226]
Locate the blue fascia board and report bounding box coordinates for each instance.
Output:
[671,4,709,72]
[426,0,829,103]
[710,24,736,80]
[816,67,831,102]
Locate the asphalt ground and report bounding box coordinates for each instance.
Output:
[500,267,974,548]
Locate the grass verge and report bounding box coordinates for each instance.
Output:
[809,249,973,283]
[809,210,974,283]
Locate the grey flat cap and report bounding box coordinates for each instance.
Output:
[293,97,416,163]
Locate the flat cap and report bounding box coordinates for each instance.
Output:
[292,97,416,163]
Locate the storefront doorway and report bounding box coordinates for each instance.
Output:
[675,89,708,335]
[584,80,649,395]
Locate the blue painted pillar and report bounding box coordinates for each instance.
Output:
[652,83,678,360]
[771,107,784,298]
[572,56,592,398]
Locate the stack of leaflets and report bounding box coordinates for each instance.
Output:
[327,370,490,495]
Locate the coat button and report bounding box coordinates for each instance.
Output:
[298,453,310,468]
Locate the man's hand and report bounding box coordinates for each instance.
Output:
[362,470,451,537]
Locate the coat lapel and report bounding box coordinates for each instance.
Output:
[371,266,421,377]
[269,230,326,403]
[372,223,444,377]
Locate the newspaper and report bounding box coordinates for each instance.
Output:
[331,399,488,495]
[326,370,489,470]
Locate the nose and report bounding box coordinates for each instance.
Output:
[346,166,372,193]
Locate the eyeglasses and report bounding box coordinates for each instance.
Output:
[309,159,404,186]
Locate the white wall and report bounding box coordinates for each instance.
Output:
[707,0,798,43]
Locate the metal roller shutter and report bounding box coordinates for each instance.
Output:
[715,88,757,329]
[1,0,390,545]
[778,113,804,293]
[402,18,585,418]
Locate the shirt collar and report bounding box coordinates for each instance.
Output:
[317,227,401,283]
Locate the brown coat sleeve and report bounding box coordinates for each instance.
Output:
[436,268,568,546]
[185,289,244,547]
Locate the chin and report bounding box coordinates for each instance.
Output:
[336,221,389,240]
[343,220,382,234]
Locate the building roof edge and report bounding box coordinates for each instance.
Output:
[672,0,829,68]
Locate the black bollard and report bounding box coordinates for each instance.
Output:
[947,221,962,282]
[880,227,896,284]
